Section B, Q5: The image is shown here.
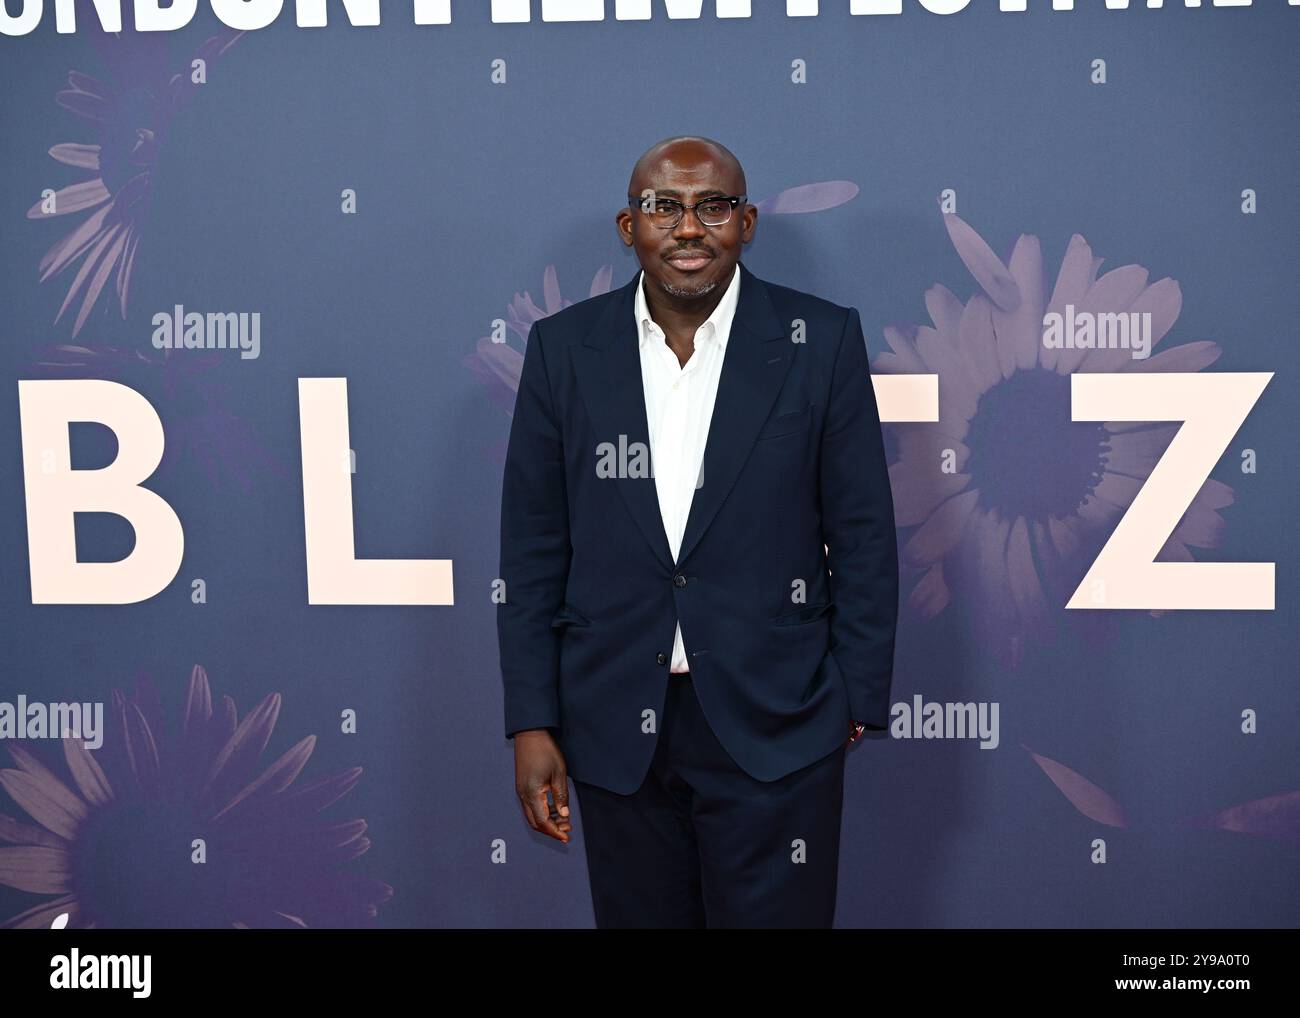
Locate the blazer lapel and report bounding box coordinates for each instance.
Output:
[570,260,793,573]
[676,261,792,565]
[571,268,675,572]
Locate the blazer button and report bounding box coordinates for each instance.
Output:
[656,652,668,665]
[673,573,687,588]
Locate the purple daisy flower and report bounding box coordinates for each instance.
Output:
[875,213,1232,666]
[0,665,391,928]
[24,23,245,337]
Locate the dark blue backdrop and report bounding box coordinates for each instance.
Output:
[2,2,1297,927]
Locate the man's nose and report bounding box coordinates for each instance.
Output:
[672,207,709,238]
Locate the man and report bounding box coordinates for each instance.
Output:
[497,135,898,928]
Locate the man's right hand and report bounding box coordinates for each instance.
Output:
[514,729,572,843]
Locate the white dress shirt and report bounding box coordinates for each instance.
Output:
[634,263,742,673]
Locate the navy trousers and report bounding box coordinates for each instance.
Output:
[571,672,847,928]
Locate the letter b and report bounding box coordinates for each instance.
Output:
[18,380,184,603]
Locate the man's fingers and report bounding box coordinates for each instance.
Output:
[549,771,571,840]
[552,772,571,821]
[529,783,568,842]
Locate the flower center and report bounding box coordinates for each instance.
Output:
[71,799,228,928]
[963,369,1108,521]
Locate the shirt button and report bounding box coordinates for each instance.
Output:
[673,573,687,588]
[656,652,668,665]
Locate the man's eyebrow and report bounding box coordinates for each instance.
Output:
[651,188,727,199]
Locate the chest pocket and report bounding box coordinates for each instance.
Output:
[756,402,812,441]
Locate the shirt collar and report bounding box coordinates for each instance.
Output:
[635,262,742,352]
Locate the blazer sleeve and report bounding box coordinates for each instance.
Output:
[497,319,570,739]
[819,306,900,729]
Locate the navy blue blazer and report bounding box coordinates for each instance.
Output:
[497,260,899,794]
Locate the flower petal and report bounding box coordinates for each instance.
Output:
[183,664,214,737]
[201,693,281,805]
[907,561,950,618]
[915,324,980,423]
[232,818,367,853]
[1079,277,1183,372]
[55,87,110,123]
[0,812,66,848]
[1075,492,1121,529]
[754,181,859,214]
[51,220,124,330]
[957,295,1003,395]
[62,738,113,807]
[325,835,372,865]
[0,770,85,841]
[1197,790,1300,841]
[1054,264,1150,375]
[878,323,928,374]
[1042,235,1095,373]
[1171,506,1226,549]
[211,735,316,823]
[1092,471,1144,512]
[542,264,562,315]
[277,767,363,817]
[1048,513,1084,560]
[8,743,91,820]
[36,201,113,278]
[233,766,364,827]
[72,225,131,336]
[1121,339,1221,374]
[1193,478,1234,511]
[210,694,238,751]
[474,335,523,393]
[971,508,1017,635]
[0,846,74,894]
[120,699,160,792]
[1101,425,1178,478]
[991,233,1045,377]
[588,264,614,298]
[49,143,101,170]
[942,212,1020,312]
[25,178,111,220]
[66,69,112,101]
[1005,516,1050,623]
[1023,746,1129,827]
[902,487,979,567]
[888,458,970,529]
[1,893,79,929]
[924,283,965,336]
[116,226,142,316]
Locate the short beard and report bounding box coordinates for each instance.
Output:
[660,278,719,299]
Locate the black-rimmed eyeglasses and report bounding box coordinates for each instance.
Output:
[627,193,747,229]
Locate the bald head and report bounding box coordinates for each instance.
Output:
[628,136,747,199]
